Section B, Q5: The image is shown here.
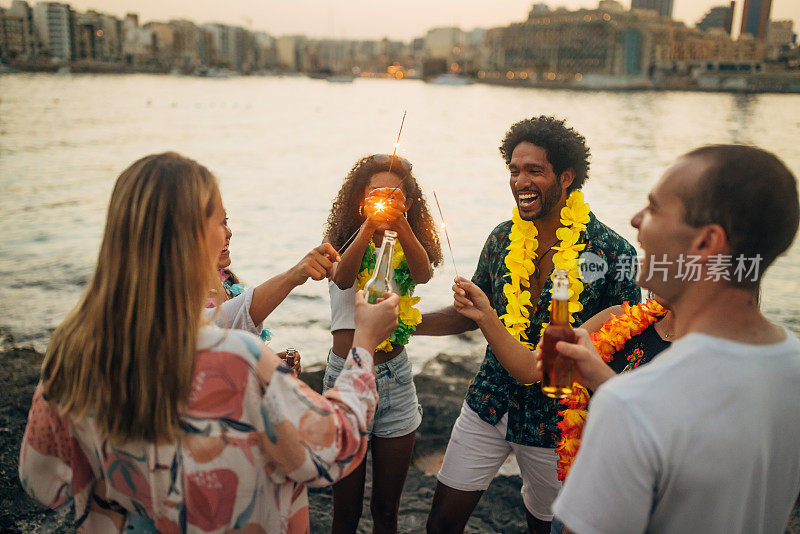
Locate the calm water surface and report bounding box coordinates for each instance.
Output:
[1,74,799,367]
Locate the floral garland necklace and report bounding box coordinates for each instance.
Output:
[356,240,421,352]
[499,190,592,349]
[555,299,667,481]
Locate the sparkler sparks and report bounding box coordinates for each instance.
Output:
[433,191,459,279]
[337,111,409,254]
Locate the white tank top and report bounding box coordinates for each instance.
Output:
[329,267,401,332]
[329,280,356,331]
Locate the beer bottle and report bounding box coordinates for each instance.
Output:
[540,269,577,399]
[284,348,297,368]
[364,230,397,304]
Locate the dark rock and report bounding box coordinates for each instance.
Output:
[0,347,72,532]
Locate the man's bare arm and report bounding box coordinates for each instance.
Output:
[415,305,478,336]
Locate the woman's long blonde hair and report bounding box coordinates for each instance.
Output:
[41,152,218,444]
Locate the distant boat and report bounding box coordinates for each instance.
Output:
[428,74,474,86]
[197,68,235,78]
[327,75,355,83]
[308,71,331,80]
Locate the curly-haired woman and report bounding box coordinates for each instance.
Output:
[322,154,442,533]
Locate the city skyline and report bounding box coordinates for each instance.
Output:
[13,0,800,41]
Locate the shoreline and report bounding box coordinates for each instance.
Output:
[2,345,798,533]
[2,69,800,96]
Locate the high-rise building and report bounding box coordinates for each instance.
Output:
[740,0,772,40]
[765,19,794,59]
[0,6,27,61]
[424,27,466,59]
[6,1,37,59]
[32,2,72,61]
[631,0,674,19]
[697,3,735,34]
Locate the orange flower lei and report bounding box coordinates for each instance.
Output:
[555,299,666,481]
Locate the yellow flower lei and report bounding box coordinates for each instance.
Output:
[499,190,591,349]
[555,299,666,481]
[356,241,422,352]
[499,190,593,474]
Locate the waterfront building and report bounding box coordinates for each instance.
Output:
[529,3,551,18]
[765,19,795,60]
[631,0,674,19]
[598,1,625,13]
[697,3,735,34]
[122,13,154,66]
[275,35,304,71]
[144,21,178,68]
[305,39,354,74]
[251,31,276,71]
[0,6,26,61]
[204,23,248,70]
[425,27,467,59]
[32,1,73,61]
[2,1,37,60]
[740,0,772,41]
[96,12,122,62]
[490,2,763,82]
[169,19,206,71]
[73,10,121,62]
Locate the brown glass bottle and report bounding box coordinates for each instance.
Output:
[284,348,297,368]
[540,269,577,399]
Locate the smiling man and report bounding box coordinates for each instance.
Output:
[417,116,640,534]
[552,145,800,534]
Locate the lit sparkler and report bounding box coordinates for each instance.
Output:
[433,191,459,279]
[337,111,409,253]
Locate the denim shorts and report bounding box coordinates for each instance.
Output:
[323,348,422,439]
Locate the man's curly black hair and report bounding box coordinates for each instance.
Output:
[499,116,591,192]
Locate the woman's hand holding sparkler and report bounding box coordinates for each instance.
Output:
[364,188,406,231]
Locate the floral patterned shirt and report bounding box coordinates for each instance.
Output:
[467,212,641,447]
[19,326,377,533]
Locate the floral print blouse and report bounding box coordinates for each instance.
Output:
[19,326,377,533]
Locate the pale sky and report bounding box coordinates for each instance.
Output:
[15,0,800,40]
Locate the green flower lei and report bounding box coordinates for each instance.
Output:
[358,241,418,347]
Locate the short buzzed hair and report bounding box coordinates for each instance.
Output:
[680,145,799,284]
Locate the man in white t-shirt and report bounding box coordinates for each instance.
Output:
[550,145,800,534]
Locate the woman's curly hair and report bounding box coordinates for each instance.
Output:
[323,155,442,266]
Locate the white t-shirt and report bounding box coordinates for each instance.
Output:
[553,329,800,534]
[204,286,264,336]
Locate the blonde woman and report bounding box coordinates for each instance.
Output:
[19,152,399,533]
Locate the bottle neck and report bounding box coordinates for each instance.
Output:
[549,297,570,326]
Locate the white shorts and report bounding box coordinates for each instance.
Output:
[437,401,562,521]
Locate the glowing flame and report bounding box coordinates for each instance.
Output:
[440,222,447,230]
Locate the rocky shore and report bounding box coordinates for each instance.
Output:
[1,345,798,533]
